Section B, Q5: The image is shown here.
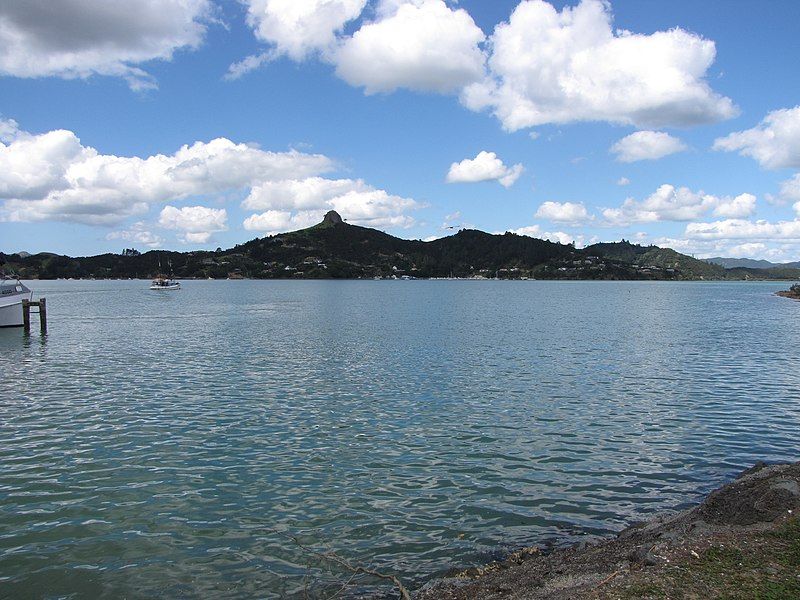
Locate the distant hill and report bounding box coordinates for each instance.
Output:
[585,240,726,279]
[2,211,799,281]
[705,257,800,269]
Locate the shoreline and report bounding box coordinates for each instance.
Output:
[775,290,800,300]
[415,461,800,599]
[16,277,800,283]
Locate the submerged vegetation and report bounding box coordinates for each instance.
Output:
[3,212,800,281]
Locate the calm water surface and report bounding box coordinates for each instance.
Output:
[1,280,799,598]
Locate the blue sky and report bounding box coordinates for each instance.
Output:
[2,0,800,261]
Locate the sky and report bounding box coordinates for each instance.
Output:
[1,0,800,262]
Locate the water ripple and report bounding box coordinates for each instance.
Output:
[1,280,799,598]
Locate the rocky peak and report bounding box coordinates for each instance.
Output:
[323,210,343,225]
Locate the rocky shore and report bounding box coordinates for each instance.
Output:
[415,461,800,599]
[776,284,800,300]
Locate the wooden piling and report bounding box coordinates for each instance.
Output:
[39,298,47,334]
[21,298,47,334]
[22,299,30,333]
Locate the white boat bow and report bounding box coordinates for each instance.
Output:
[0,277,34,327]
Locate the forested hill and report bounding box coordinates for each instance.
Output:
[2,211,799,281]
[583,240,726,279]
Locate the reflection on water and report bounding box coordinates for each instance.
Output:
[1,280,799,598]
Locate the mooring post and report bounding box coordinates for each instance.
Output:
[22,299,31,333]
[39,298,47,334]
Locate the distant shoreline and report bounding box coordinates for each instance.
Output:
[18,277,796,283]
[4,215,800,282]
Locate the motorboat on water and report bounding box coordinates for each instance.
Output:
[150,276,181,290]
[0,275,33,328]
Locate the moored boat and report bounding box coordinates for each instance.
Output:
[150,276,181,290]
[0,275,34,328]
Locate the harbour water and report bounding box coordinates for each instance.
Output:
[1,280,799,598]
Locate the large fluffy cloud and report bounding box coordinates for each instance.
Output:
[159,205,228,243]
[0,0,214,90]
[644,234,799,262]
[534,201,591,224]
[446,151,523,187]
[684,218,800,242]
[334,0,486,94]
[712,193,758,219]
[106,222,164,248]
[461,0,735,130]
[778,174,800,205]
[228,0,367,78]
[242,177,371,210]
[1,119,422,240]
[231,0,735,130]
[506,224,585,246]
[243,0,366,60]
[603,184,756,226]
[651,211,800,262]
[242,180,420,234]
[328,189,418,227]
[713,106,800,169]
[232,0,486,92]
[610,131,687,162]
[0,120,332,225]
[243,210,321,234]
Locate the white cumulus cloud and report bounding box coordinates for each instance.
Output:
[0,121,333,226]
[652,235,800,262]
[603,184,756,225]
[243,209,316,234]
[0,0,214,90]
[684,218,800,242]
[712,193,757,219]
[159,205,227,232]
[0,118,20,142]
[778,174,800,204]
[231,0,486,93]
[461,0,736,130]
[713,106,800,169]
[228,0,367,78]
[446,151,524,187]
[507,224,583,246]
[242,185,420,234]
[334,0,486,94]
[106,222,164,248]
[534,201,591,224]
[243,0,366,60]
[329,189,418,227]
[242,177,371,211]
[611,131,687,162]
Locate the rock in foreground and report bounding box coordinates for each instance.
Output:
[416,462,800,599]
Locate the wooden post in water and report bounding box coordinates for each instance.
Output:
[22,299,30,333]
[39,298,47,334]
[21,298,47,334]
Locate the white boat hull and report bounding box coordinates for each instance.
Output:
[0,292,33,328]
[150,284,181,290]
